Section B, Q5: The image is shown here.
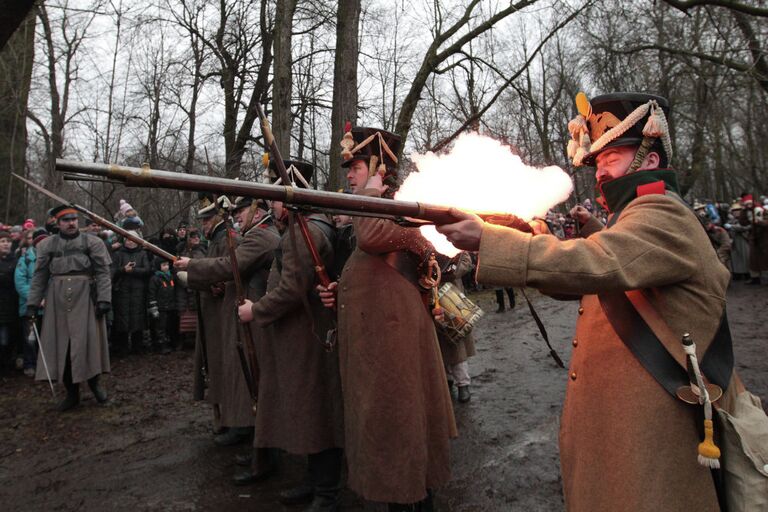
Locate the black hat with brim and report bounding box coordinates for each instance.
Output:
[267,160,314,188]
[580,93,670,166]
[340,127,401,169]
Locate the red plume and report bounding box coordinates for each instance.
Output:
[344,120,351,132]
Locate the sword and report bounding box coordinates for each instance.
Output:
[30,322,56,398]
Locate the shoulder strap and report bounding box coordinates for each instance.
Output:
[597,290,733,396]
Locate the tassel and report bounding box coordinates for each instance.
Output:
[642,103,666,138]
[377,162,387,176]
[568,115,587,138]
[340,130,355,161]
[682,333,721,469]
[567,139,578,158]
[262,152,269,168]
[573,147,587,167]
[698,418,721,468]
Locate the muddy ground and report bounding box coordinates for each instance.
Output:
[1,284,766,512]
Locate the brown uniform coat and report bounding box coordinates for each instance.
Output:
[477,193,728,512]
[187,222,252,428]
[250,217,344,455]
[337,192,458,504]
[27,232,112,384]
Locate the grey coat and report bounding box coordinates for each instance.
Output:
[27,232,112,383]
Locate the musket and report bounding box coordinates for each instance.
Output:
[255,104,335,294]
[54,160,533,233]
[205,150,260,414]
[13,173,177,262]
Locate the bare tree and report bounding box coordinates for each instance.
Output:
[328,0,361,190]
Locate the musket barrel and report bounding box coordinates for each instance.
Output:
[55,159,459,224]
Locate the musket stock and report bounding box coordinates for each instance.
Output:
[55,159,532,233]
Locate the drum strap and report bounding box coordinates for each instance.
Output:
[520,289,565,368]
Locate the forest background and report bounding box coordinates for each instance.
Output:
[0,0,766,234]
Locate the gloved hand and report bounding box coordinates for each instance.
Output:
[24,305,38,320]
[175,271,188,287]
[96,301,111,318]
[148,303,160,319]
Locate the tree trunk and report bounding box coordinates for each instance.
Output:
[272,0,297,155]
[0,9,34,223]
[328,0,361,191]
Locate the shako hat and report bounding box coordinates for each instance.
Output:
[196,194,231,219]
[567,92,672,167]
[49,204,79,221]
[233,196,269,211]
[339,125,401,171]
[266,158,314,188]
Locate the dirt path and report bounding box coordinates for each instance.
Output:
[1,284,766,511]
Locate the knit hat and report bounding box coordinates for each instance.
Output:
[122,217,142,230]
[0,230,10,240]
[32,228,49,246]
[22,219,36,230]
[10,225,23,233]
[119,199,134,216]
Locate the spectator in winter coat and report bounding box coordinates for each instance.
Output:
[14,228,49,376]
[0,230,20,374]
[111,232,151,355]
[148,259,178,354]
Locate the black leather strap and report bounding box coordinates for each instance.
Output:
[598,291,689,396]
[598,291,734,395]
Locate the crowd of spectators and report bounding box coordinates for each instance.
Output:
[0,199,208,378]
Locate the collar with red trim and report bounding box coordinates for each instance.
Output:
[597,169,680,214]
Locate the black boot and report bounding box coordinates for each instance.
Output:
[234,452,252,467]
[495,289,505,313]
[58,353,80,412]
[279,483,314,505]
[747,277,761,285]
[303,448,342,512]
[58,382,80,411]
[506,288,516,309]
[88,375,108,403]
[457,385,471,403]
[214,426,253,446]
[232,448,278,486]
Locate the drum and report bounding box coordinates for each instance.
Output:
[434,282,484,344]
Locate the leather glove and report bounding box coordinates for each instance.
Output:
[148,303,160,319]
[24,306,38,320]
[96,301,111,318]
[175,271,188,287]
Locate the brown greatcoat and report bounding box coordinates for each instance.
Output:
[27,232,112,384]
[250,216,344,455]
[477,193,729,512]
[438,251,477,366]
[337,189,458,504]
[187,222,252,428]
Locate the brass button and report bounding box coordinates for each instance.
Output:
[570,372,577,381]
[340,304,345,309]
[578,307,584,315]
[572,338,578,347]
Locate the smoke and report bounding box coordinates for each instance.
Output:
[396,132,573,256]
